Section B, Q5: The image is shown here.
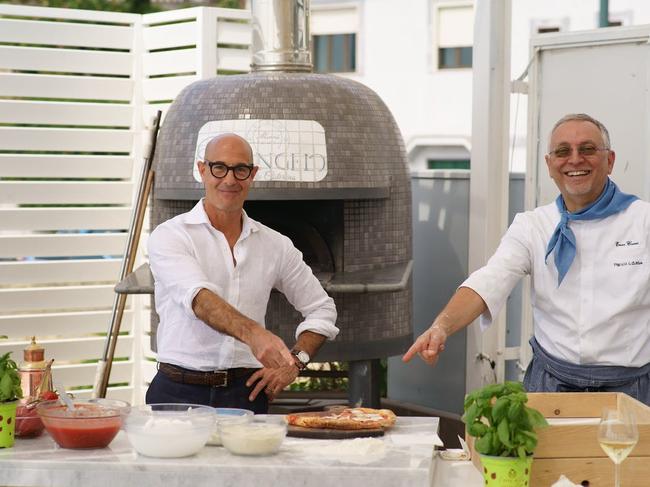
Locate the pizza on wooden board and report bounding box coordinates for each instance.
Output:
[286,407,397,430]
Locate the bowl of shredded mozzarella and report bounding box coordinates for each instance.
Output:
[206,408,253,446]
[124,403,216,458]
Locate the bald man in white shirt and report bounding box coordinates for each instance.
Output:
[147,133,338,413]
[404,113,650,404]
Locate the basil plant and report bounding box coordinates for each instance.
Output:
[462,381,548,458]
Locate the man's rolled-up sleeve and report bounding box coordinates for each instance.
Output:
[461,213,533,330]
[148,224,223,319]
[274,238,338,341]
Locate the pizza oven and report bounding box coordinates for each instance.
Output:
[149,0,412,407]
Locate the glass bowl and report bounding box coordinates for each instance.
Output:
[124,403,216,458]
[206,407,254,446]
[220,415,287,456]
[36,398,129,449]
[15,404,45,438]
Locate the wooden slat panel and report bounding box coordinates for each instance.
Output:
[143,103,170,125]
[0,336,133,363]
[141,7,202,25]
[217,20,251,45]
[0,46,132,76]
[143,21,198,51]
[0,284,116,313]
[0,73,132,101]
[143,48,197,76]
[0,234,128,258]
[533,457,649,487]
[0,19,133,50]
[0,182,132,205]
[0,100,133,127]
[0,259,121,286]
[54,361,133,388]
[142,74,196,102]
[0,310,133,339]
[0,127,133,152]
[0,154,133,179]
[217,47,250,72]
[213,8,250,21]
[74,386,133,402]
[0,207,132,231]
[142,360,157,384]
[0,3,137,23]
[528,393,618,419]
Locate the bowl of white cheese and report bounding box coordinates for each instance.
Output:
[124,403,216,458]
[220,415,287,456]
[206,408,253,446]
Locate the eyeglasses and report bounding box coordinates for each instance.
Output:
[548,144,609,159]
[204,161,254,180]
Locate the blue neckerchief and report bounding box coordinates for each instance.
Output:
[545,178,638,286]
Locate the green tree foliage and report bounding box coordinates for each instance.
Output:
[5,0,243,14]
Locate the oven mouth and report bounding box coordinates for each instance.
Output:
[244,200,340,276]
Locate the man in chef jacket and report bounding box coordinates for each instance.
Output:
[404,113,650,404]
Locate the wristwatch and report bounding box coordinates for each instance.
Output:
[291,349,310,370]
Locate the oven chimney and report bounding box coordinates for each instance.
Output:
[250,0,312,72]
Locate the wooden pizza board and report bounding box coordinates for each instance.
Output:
[287,424,385,439]
[286,410,386,439]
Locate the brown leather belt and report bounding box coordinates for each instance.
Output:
[158,362,259,387]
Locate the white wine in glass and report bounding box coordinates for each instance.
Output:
[598,407,638,487]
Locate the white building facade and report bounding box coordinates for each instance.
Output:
[311,0,650,172]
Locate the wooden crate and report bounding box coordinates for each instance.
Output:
[468,392,650,486]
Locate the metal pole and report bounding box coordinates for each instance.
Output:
[466,0,512,391]
[599,0,609,28]
[93,111,162,398]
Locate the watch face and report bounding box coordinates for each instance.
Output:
[295,350,310,364]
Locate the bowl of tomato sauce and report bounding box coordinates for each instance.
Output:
[36,398,129,449]
[15,404,45,438]
[15,391,59,439]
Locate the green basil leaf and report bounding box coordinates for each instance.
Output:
[475,431,493,455]
[0,374,12,402]
[492,396,510,422]
[497,418,513,448]
[468,422,488,437]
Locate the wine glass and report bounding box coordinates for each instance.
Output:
[598,407,639,487]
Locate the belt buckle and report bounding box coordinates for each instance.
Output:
[212,370,228,387]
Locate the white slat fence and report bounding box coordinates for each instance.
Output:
[0,4,251,405]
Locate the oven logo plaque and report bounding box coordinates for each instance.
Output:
[194,119,328,182]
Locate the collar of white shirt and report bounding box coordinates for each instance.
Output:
[182,198,259,240]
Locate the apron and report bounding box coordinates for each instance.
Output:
[523,337,650,405]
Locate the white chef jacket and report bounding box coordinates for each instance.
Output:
[462,199,650,367]
[148,199,339,371]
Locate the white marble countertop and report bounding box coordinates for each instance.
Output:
[0,417,486,487]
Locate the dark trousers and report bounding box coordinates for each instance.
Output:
[145,369,269,413]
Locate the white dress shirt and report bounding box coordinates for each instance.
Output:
[462,199,650,367]
[148,199,339,371]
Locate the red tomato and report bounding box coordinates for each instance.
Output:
[41,391,59,401]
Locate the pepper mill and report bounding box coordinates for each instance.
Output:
[18,336,53,403]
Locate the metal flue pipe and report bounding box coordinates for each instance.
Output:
[250,0,312,72]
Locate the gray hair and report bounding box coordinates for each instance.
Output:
[548,113,611,151]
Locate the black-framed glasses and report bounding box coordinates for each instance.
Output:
[548,144,609,159]
[204,161,254,180]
